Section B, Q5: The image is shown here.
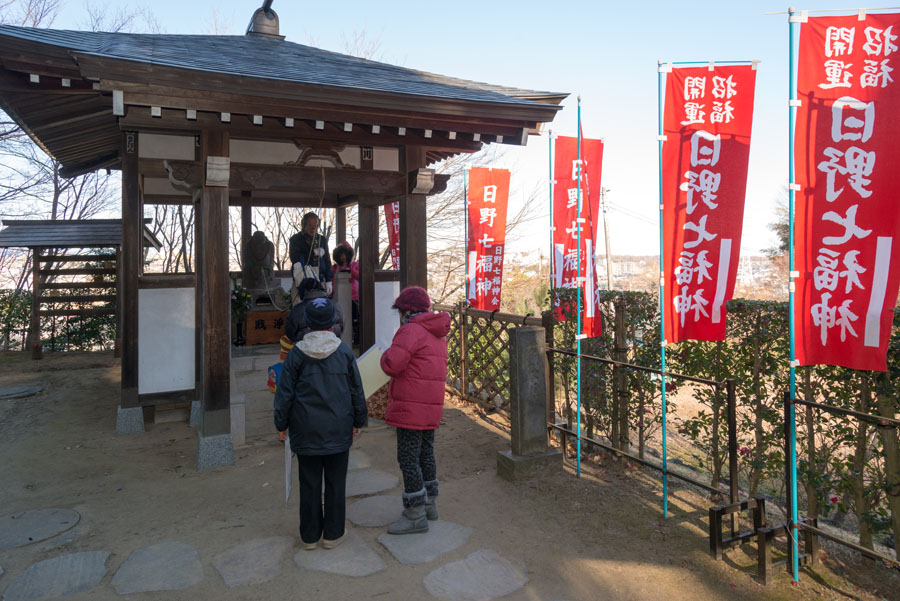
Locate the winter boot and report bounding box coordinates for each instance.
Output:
[424,479,439,521]
[387,488,429,535]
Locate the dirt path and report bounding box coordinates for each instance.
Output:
[0,351,897,600]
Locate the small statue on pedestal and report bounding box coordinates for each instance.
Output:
[242,231,286,309]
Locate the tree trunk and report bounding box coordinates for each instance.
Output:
[614,300,628,452]
[749,314,764,497]
[711,340,723,490]
[875,386,900,561]
[803,367,819,520]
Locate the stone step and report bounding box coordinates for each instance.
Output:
[232,354,282,372]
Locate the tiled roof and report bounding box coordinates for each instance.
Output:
[0,219,161,249]
[0,26,564,107]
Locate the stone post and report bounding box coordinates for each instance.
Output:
[334,271,353,346]
[497,326,561,481]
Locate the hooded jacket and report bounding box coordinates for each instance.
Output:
[273,330,367,455]
[380,311,451,430]
[283,290,345,342]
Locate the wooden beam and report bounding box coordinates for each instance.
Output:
[29,248,42,359]
[199,129,231,437]
[138,274,195,289]
[138,388,197,406]
[39,295,116,304]
[38,308,116,317]
[87,69,555,128]
[40,253,117,262]
[39,267,116,276]
[120,108,486,152]
[159,159,411,196]
[43,281,116,290]
[358,203,378,353]
[121,131,140,406]
[400,146,428,290]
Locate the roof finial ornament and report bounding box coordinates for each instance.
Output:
[246,0,284,40]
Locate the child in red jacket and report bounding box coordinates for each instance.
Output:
[380,286,450,534]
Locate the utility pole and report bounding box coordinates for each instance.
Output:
[601,187,613,290]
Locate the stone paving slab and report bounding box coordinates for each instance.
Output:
[348,449,371,471]
[0,385,42,400]
[212,536,292,588]
[347,495,398,527]
[423,549,528,601]
[2,551,109,601]
[0,509,80,551]
[345,469,398,497]
[111,540,203,595]
[377,521,472,565]
[293,531,385,578]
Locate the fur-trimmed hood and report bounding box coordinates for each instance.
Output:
[296,330,341,359]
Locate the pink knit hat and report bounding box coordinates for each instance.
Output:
[392,286,431,312]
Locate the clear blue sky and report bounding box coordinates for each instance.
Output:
[48,1,885,256]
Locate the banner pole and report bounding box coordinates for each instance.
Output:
[464,168,469,305]
[576,98,584,478]
[657,60,669,519]
[787,7,800,583]
[549,131,555,294]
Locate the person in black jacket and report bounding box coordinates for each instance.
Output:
[289,212,333,300]
[284,278,344,342]
[274,297,366,550]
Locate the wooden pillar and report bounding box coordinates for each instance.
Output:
[28,247,42,359]
[113,246,122,358]
[400,146,428,289]
[199,130,231,438]
[241,204,252,257]
[336,206,347,244]
[358,202,378,352]
[194,190,203,392]
[120,131,141,408]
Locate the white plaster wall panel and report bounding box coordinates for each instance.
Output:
[138,287,195,394]
[138,133,195,160]
[373,148,399,172]
[230,139,300,164]
[143,177,191,196]
[338,147,362,169]
[375,280,401,348]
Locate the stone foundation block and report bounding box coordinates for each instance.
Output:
[115,406,145,435]
[496,448,561,482]
[197,433,235,470]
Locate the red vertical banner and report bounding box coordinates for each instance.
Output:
[552,136,604,338]
[384,201,400,270]
[662,64,757,343]
[795,14,900,371]
[466,167,511,310]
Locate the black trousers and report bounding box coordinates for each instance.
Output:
[297,451,349,543]
[396,428,437,494]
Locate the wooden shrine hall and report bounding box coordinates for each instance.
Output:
[0,2,564,468]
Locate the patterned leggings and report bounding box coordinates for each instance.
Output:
[396,428,437,494]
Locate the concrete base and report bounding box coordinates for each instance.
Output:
[496,448,561,482]
[188,401,201,428]
[196,433,235,470]
[115,406,145,435]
